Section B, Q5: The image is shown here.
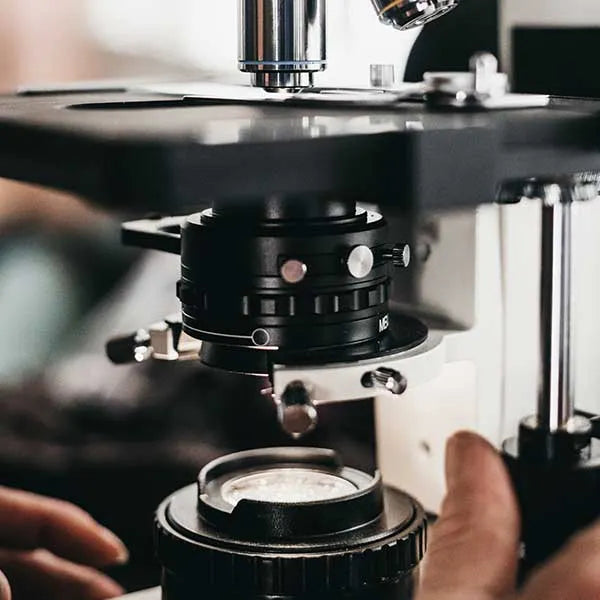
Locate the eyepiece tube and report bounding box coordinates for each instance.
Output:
[370,0,461,30]
[238,0,326,92]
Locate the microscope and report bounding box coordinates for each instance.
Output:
[2,0,600,598]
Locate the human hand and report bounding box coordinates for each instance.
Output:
[418,431,600,600]
[0,179,103,231]
[0,486,127,600]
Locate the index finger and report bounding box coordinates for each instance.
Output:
[0,486,128,567]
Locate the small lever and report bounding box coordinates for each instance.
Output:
[106,315,202,365]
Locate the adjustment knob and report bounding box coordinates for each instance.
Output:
[280,259,308,284]
[278,381,318,438]
[382,243,411,268]
[106,330,151,364]
[346,245,374,279]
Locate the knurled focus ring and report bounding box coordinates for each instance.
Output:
[155,492,426,596]
[178,281,389,318]
[156,520,425,596]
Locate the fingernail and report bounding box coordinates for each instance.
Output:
[445,433,460,490]
[445,431,477,491]
[99,527,129,564]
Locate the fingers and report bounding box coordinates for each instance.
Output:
[0,570,10,600]
[0,487,128,567]
[520,520,600,600]
[0,549,124,600]
[418,431,521,600]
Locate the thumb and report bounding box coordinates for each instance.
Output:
[0,570,10,600]
[418,432,521,600]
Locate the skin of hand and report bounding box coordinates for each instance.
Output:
[418,431,600,600]
[0,179,104,231]
[0,486,128,600]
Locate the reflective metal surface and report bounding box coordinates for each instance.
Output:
[277,381,319,438]
[239,0,326,91]
[371,0,461,30]
[538,185,574,432]
[347,245,375,279]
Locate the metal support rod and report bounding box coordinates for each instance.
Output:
[538,185,574,431]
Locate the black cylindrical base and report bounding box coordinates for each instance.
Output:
[503,431,600,574]
[161,570,414,600]
[155,448,426,600]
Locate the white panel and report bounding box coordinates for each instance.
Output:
[376,361,478,513]
[572,199,600,415]
[376,205,505,512]
[499,202,540,436]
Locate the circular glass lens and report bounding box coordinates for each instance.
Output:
[220,468,358,505]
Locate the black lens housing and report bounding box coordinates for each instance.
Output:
[120,198,428,376]
[174,199,426,375]
[155,447,427,600]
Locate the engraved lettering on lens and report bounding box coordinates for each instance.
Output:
[379,314,390,332]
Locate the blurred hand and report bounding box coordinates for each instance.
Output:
[0,179,103,231]
[0,486,127,600]
[418,431,600,600]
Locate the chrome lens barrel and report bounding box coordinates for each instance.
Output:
[239,0,326,91]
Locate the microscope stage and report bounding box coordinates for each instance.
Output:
[0,83,599,211]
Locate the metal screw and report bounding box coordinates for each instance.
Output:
[278,381,318,438]
[382,243,411,268]
[361,368,408,395]
[347,245,375,279]
[281,259,308,284]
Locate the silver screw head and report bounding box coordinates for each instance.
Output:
[394,244,411,268]
[278,381,318,438]
[362,367,408,395]
[281,259,308,284]
[347,245,374,279]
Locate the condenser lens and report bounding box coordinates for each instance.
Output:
[221,468,357,505]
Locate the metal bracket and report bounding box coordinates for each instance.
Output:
[424,52,549,110]
[106,315,201,365]
[272,333,447,406]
